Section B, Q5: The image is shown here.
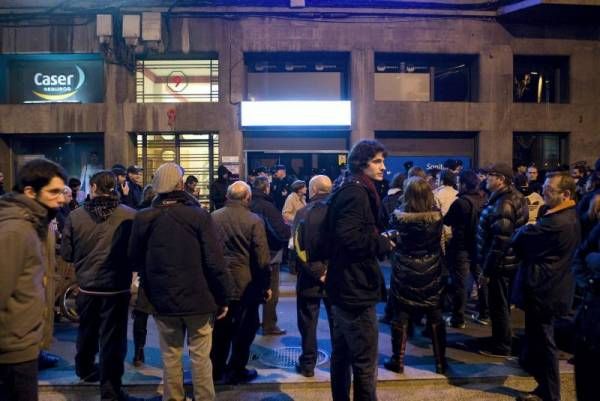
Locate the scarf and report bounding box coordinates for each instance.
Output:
[84,195,120,222]
[354,173,382,213]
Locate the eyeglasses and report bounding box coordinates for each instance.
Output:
[42,188,67,197]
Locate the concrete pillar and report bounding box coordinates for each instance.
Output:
[478,45,513,166]
[104,63,136,168]
[350,48,375,146]
[218,21,245,175]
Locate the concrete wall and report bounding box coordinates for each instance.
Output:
[1,13,599,183]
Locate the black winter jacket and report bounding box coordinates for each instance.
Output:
[577,188,600,238]
[293,193,328,299]
[444,190,486,255]
[61,198,136,292]
[129,191,232,316]
[210,179,228,210]
[572,222,600,350]
[380,188,403,230]
[476,185,528,276]
[270,177,292,211]
[250,190,291,253]
[325,179,391,310]
[390,210,444,310]
[211,200,271,301]
[512,204,580,317]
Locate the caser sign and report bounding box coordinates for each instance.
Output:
[8,57,104,104]
[32,65,86,101]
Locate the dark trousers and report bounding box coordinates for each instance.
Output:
[523,309,560,401]
[76,292,130,401]
[132,310,149,350]
[0,359,38,401]
[262,263,280,330]
[297,296,333,370]
[488,271,514,353]
[450,251,489,323]
[330,305,378,401]
[211,299,260,378]
[394,307,443,327]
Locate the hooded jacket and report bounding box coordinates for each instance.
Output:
[390,209,444,310]
[61,195,136,292]
[210,165,231,210]
[476,185,529,276]
[129,191,232,316]
[0,193,50,363]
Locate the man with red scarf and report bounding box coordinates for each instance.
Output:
[325,140,394,401]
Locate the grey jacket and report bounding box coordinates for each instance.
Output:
[211,199,271,301]
[0,193,49,363]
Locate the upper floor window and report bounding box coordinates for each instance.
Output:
[513,56,569,103]
[245,52,349,100]
[136,58,219,103]
[375,53,478,102]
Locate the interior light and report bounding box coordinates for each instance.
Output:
[241,100,351,127]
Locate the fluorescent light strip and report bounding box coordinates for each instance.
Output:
[241,100,351,127]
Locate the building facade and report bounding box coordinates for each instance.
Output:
[1,0,599,205]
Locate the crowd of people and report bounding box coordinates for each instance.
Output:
[1,143,599,401]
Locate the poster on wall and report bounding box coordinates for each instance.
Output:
[8,57,104,104]
[384,155,472,178]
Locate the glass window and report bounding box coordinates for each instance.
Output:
[10,134,104,200]
[513,132,569,170]
[136,132,219,209]
[136,59,219,103]
[375,53,478,102]
[245,52,349,100]
[513,56,569,103]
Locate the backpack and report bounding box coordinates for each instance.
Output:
[294,200,330,264]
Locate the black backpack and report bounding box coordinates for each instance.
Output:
[294,200,330,264]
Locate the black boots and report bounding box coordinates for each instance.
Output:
[132,348,145,367]
[430,322,448,374]
[384,322,409,373]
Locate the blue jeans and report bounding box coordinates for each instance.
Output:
[330,305,378,401]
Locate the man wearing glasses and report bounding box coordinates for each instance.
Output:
[513,172,579,401]
[0,159,67,401]
[476,163,529,358]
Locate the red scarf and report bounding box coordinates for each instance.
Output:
[353,173,382,227]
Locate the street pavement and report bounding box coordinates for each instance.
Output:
[40,267,577,400]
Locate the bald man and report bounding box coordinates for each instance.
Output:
[293,175,335,377]
[210,181,271,384]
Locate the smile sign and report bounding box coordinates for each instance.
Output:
[32,65,86,101]
[8,56,104,104]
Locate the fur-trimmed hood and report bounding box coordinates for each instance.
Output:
[392,210,442,224]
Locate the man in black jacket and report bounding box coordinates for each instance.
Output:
[210,181,271,384]
[270,165,292,211]
[129,162,232,401]
[326,140,394,401]
[61,171,139,401]
[512,172,580,401]
[294,175,334,378]
[121,165,143,209]
[476,163,528,357]
[444,170,487,328]
[250,176,291,335]
[210,165,231,210]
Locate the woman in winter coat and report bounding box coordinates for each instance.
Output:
[385,176,447,374]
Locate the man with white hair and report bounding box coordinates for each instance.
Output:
[293,175,334,377]
[129,162,232,401]
[210,181,271,384]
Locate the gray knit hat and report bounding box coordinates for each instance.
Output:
[152,162,184,194]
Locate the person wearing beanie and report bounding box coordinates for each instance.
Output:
[122,166,144,209]
[129,162,233,401]
[210,165,231,210]
[282,180,307,225]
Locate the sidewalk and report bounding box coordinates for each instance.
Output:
[40,264,575,398]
